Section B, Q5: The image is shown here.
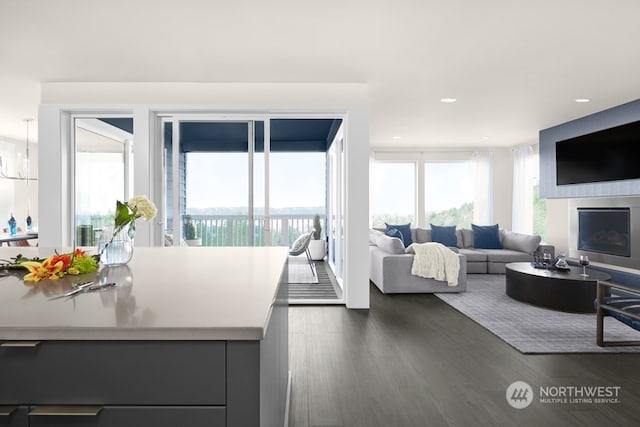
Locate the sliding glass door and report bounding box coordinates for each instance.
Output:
[73,116,133,246]
[328,131,344,285]
[162,119,262,247]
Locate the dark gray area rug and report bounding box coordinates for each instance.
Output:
[288,259,339,301]
[436,274,640,354]
[288,255,318,284]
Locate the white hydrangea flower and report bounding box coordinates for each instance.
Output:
[128,196,158,221]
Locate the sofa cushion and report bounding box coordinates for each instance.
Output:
[386,227,404,242]
[458,248,488,262]
[502,231,542,254]
[430,224,458,247]
[455,229,464,248]
[474,249,533,263]
[461,228,474,248]
[415,228,432,244]
[376,233,407,254]
[472,224,502,249]
[385,223,413,248]
[369,229,384,246]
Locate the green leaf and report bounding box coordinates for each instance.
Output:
[114,200,132,228]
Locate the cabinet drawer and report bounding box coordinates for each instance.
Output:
[27,406,225,427]
[0,406,27,427]
[0,341,225,405]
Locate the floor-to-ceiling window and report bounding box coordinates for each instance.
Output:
[74,117,133,246]
[371,152,492,229]
[424,161,474,228]
[269,152,326,246]
[160,116,339,258]
[371,161,416,228]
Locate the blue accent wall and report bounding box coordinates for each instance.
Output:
[539,99,640,198]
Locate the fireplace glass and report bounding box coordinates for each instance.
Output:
[578,208,630,257]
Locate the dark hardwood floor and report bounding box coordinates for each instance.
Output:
[288,283,640,427]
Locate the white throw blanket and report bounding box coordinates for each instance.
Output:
[408,242,460,286]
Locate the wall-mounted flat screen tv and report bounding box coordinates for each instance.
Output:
[556,119,640,185]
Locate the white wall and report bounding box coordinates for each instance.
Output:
[39,82,370,309]
[544,198,570,252]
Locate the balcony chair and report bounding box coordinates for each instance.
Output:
[289,232,316,278]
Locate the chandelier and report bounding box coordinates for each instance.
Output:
[0,119,38,181]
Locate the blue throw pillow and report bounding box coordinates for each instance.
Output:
[385,223,413,248]
[472,224,502,249]
[430,224,458,247]
[385,227,404,243]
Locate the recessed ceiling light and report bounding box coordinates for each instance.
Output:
[440,98,457,103]
[392,136,402,140]
[575,98,591,103]
[481,136,490,140]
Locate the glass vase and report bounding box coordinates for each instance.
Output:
[98,226,134,266]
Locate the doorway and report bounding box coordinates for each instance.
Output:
[158,114,344,303]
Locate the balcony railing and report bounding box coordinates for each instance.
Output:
[186,214,325,247]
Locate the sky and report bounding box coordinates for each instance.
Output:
[186,152,326,210]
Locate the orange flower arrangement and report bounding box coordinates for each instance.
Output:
[20,249,98,282]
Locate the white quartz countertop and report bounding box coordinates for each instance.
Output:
[0,246,288,341]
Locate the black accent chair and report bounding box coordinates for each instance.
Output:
[596,280,640,347]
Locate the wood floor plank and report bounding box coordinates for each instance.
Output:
[289,283,640,426]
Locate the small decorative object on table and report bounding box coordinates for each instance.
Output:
[554,252,571,271]
[98,196,157,266]
[7,212,17,236]
[532,249,556,270]
[25,213,33,232]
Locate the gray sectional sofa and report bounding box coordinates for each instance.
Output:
[369,229,467,294]
[369,227,554,294]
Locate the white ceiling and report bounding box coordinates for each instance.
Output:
[2,0,640,148]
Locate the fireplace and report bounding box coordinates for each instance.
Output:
[578,208,630,257]
[569,197,640,270]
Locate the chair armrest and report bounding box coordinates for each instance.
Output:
[597,280,640,323]
[598,280,640,296]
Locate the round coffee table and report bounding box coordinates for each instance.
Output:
[505,262,611,313]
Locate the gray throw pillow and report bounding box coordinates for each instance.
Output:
[415,228,432,244]
[502,231,542,254]
[461,228,474,248]
[455,229,464,248]
[376,234,406,254]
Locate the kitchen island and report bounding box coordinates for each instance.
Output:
[0,246,289,427]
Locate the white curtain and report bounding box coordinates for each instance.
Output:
[473,151,493,224]
[512,145,536,234]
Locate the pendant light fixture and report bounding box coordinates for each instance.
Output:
[0,118,38,181]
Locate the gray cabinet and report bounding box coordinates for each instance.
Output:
[0,341,225,405]
[0,299,288,427]
[27,406,225,427]
[0,406,27,427]
[0,342,227,426]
